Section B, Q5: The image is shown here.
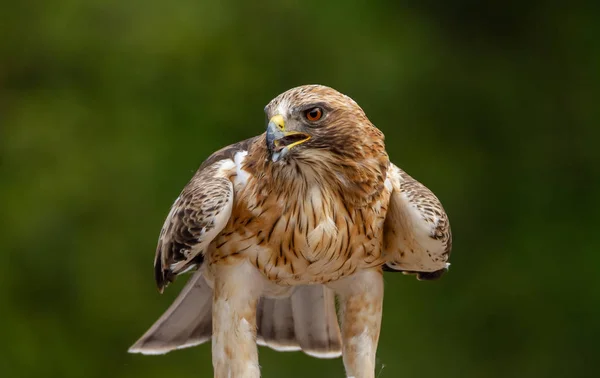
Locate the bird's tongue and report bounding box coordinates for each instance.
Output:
[274,134,307,152]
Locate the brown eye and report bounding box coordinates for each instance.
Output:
[305,107,323,122]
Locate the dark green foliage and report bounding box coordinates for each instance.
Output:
[1,1,599,377]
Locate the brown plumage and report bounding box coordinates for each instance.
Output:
[129,85,452,378]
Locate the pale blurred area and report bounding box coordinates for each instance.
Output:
[1,1,599,377]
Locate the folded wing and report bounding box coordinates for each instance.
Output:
[154,159,236,292]
[382,163,452,280]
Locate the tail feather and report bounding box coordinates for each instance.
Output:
[128,270,213,355]
[257,296,299,351]
[257,285,342,358]
[129,275,342,359]
[290,285,342,358]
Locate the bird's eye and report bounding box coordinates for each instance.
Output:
[304,107,323,122]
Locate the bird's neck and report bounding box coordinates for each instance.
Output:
[244,142,389,208]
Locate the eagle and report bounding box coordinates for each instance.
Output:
[129,85,452,378]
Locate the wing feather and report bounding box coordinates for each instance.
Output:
[154,160,235,291]
[382,163,452,280]
[154,137,260,291]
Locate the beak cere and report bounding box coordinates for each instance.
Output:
[266,114,311,162]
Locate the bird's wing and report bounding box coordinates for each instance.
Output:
[154,137,258,291]
[382,163,452,280]
[128,270,214,354]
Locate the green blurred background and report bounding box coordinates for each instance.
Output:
[2,0,599,377]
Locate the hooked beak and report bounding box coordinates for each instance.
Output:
[266,114,311,162]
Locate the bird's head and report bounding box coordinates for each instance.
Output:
[264,85,386,163]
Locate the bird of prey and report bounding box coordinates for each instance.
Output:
[129,85,452,378]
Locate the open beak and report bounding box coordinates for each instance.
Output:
[266,115,310,162]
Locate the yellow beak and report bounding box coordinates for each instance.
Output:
[266,115,310,161]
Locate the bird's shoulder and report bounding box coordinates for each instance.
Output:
[198,135,262,171]
[153,136,263,290]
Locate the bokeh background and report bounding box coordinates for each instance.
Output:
[2,0,599,377]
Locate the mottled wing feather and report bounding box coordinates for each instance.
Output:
[154,161,235,291]
[154,137,259,291]
[382,163,452,280]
